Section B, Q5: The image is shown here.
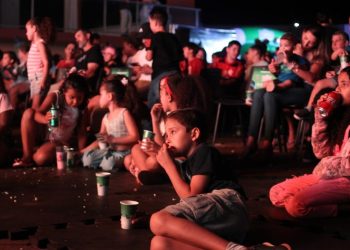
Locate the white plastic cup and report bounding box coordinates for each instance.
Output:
[56,147,65,170]
[120,215,132,230]
[96,172,111,196]
[98,141,108,149]
[245,89,254,105]
[140,130,155,151]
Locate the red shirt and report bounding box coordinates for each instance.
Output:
[180,58,206,76]
[211,58,244,79]
[56,59,75,69]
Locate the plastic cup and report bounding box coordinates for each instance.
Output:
[96,172,111,196]
[120,200,139,229]
[96,133,108,150]
[140,130,155,150]
[56,146,65,170]
[120,216,132,230]
[142,130,155,140]
[98,141,108,149]
[245,89,254,105]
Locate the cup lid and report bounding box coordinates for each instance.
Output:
[120,200,139,206]
[96,172,111,177]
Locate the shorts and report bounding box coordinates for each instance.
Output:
[29,72,48,98]
[164,188,249,242]
[82,148,130,171]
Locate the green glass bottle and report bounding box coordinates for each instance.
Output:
[50,105,58,127]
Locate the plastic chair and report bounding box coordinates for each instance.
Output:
[212,98,246,144]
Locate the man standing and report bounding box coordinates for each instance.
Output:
[74,29,103,96]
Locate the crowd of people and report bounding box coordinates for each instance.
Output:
[0,6,350,250]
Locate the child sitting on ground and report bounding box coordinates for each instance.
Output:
[81,77,139,171]
[270,67,350,218]
[13,73,87,167]
[0,75,14,165]
[124,74,210,183]
[150,108,291,250]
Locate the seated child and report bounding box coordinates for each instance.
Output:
[81,77,139,171]
[13,73,87,167]
[270,67,350,218]
[150,109,291,250]
[1,51,19,91]
[0,75,14,165]
[125,74,210,182]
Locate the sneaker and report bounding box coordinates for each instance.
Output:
[249,242,292,250]
[294,108,312,120]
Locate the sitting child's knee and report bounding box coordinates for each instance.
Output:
[22,108,35,121]
[150,236,168,250]
[284,196,308,218]
[150,211,170,235]
[33,152,49,166]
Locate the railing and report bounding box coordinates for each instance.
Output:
[0,0,201,34]
[104,0,201,31]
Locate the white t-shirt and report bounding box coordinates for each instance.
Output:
[127,48,152,82]
[0,93,13,114]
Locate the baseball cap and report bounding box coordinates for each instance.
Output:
[138,22,153,39]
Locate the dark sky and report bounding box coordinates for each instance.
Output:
[196,0,349,26]
[15,0,349,30]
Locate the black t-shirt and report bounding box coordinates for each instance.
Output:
[178,143,244,195]
[150,32,183,78]
[76,45,104,95]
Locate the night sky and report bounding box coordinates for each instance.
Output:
[196,0,349,26]
[15,0,350,30]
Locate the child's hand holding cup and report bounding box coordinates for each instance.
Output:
[95,133,108,150]
[140,130,156,153]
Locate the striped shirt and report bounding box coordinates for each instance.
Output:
[27,39,45,80]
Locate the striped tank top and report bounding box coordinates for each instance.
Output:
[27,39,45,80]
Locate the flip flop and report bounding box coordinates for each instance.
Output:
[12,158,34,168]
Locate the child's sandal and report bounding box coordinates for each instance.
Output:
[12,159,34,168]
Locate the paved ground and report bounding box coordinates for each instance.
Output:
[1,138,350,250]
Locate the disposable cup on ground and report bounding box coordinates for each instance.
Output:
[120,215,132,230]
[120,200,139,229]
[56,146,65,170]
[96,172,111,196]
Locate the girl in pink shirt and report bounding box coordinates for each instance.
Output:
[270,67,350,218]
